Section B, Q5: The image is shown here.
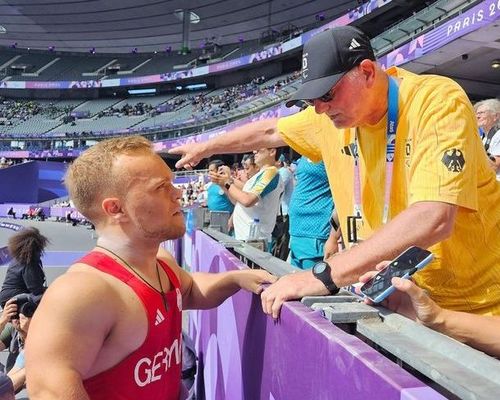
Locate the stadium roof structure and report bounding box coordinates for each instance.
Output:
[0,0,381,54]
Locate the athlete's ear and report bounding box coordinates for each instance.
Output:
[101,197,126,221]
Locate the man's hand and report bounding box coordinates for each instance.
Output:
[168,142,208,169]
[357,262,444,326]
[0,298,17,325]
[261,271,330,319]
[209,166,231,187]
[234,269,277,295]
[324,229,340,260]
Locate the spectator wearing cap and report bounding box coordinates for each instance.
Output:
[170,26,500,319]
[475,98,500,180]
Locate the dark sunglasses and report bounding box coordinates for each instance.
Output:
[302,70,351,107]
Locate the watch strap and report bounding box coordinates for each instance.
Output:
[313,262,340,295]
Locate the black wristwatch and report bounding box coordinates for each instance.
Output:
[312,261,340,295]
[224,181,232,190]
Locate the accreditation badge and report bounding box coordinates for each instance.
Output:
[347,215,364,245]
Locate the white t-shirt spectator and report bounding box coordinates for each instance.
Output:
[487,128,500,181]
[233,166,284,242]
[278,166,294,215]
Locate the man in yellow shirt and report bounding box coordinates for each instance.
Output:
[170,26,500,317]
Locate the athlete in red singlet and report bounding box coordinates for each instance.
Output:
[81,252,183,400]
[25,136,276,400]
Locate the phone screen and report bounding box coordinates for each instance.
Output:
[361,247,432,300]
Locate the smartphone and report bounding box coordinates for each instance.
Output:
[360,246,433,303]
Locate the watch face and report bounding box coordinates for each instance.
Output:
[314,262,327,274]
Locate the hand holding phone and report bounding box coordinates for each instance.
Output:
[360,246,433,303]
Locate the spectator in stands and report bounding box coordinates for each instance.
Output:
[6,208,15,220]
[271,155,294,259]
[170,26,500,318]
[0,298,19,370]
[209,148,284,250]
[475,98,500,180]
[206,160,234,214]
[25,136,276,399]
[288,157,337,269]
[0,295,39,378]
[277,155,294,216]
[66,211,79,226]
[4,297,38,392]
[241,153,260,182]
[358,264,500,357]
[0,227,48,307]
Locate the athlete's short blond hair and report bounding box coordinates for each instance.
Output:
[64,135,154,222]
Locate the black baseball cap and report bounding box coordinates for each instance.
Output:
[286,26,375,108]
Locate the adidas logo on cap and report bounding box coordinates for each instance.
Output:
[349,38,361,50]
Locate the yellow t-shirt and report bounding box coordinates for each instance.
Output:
[277,66,500,315]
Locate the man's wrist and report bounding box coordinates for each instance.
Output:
[424,306,448,332]
[309,271,332,295]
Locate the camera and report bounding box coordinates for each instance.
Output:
[11,293,38,320]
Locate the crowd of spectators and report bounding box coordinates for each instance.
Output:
[178,180,207,207]
[0,158,31,169]
[191,73,300,120]
[97,102,155,118]
[0,100,41,125]
[0,158,14,169]
[0,72,300,143]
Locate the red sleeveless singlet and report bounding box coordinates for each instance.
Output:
[79,251,182,400]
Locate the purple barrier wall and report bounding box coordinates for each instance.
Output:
[185,231,444,400]
[0,162,38,203]
[37,161,68,202]
[49,207,85,220]
[0,161,67,203]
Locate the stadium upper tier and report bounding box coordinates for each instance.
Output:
[0,40,284,83]
[0,73,300,140]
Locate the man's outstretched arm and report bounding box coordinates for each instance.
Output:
[157,247,276,310]
[169,118,285,169]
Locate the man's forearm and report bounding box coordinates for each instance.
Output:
[184,271,244,310]
[201,118,283,156]
[225,185,257,207]
[430,310,500,357]
[329,202,456,286]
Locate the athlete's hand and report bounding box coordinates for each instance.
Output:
[235,269,278,295]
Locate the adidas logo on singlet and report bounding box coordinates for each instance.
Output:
[155,309,165,326]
